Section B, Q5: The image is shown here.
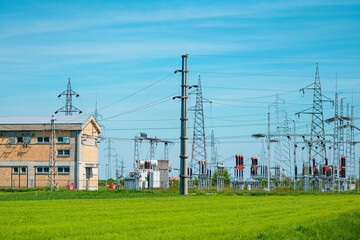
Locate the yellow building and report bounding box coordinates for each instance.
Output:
[0,115,101,190]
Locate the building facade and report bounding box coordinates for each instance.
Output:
[0,115,101,190]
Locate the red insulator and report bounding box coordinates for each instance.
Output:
[341,157,346,167]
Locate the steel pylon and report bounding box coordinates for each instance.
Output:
[48,116,59,191]
[310,64,327,163]
[55,78,82,115]
[190,76,208,189]
[298,63,332,165]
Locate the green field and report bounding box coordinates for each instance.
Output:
[1,190,360,239]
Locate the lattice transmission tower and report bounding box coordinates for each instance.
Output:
[298,63,332,165]
[350,106,356,184]
[48,116,59,191]
[209,101,217,167]
[120,159,125,179]
[55,77,82,115]
[104,139,115,179]
[282,110,292,178]
[273,95,291,180]
[94,96,103,123]
[190,76,208,190]
[210,130,217,166]
[273,95,283,178]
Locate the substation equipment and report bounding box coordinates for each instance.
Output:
[124,133,172,190]
[251,63,360,192]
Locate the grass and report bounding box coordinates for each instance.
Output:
[0,186,358,201]
[0,190,360,239]
[0,188,178,201]
[259,211,360,239]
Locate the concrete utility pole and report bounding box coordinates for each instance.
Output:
[105,163,109,190]
[120,159,125,178]
[267,112,271,192]
[179,54,189,195]
[293,120,297,190]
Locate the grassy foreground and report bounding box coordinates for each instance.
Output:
[0,191,359,239]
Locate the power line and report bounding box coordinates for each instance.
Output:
[191,70,360,79]
[191,54,360,61]
[102,91,178,121]
[106,123,271,131]
[203,86,296,92]
[98,73,175,112]
[102,113,269,122]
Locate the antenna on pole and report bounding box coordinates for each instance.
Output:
[55,77,82,115]
[94,95,99,122]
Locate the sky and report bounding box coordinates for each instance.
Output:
[0,0,360,180]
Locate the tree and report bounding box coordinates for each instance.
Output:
[212,168,230,184]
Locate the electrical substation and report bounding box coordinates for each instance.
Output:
[0,56,359,195]
[119,57,359,194]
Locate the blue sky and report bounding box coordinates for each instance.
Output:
[0,0,360,179]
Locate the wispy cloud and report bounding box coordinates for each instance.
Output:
[0,6,246,39]
[2,0,358,39]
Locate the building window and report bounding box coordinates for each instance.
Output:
[13,167,19,173]
[24,137,31,144]
[58,167,70,174]
[17,137,23,144]
[37,137,50,143]
[57,136,70,144]
[37,167,49,173]
[21,167,26,174]
[9,137,15,144]
[58,149,70,156]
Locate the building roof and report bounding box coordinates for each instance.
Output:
[0,115,92,125]
[0,115,102,133]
